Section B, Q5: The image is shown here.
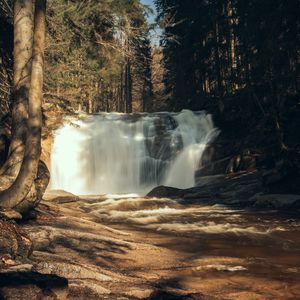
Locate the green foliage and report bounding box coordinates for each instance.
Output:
[46,0,153,113]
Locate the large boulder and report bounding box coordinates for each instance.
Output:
[0,266,68,300]
[147,185,185,198]
[251,193,300,209]
[196,156,231,177]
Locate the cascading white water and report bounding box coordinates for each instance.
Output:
[50,110,219,195]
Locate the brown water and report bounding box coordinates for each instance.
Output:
[79,195,300,299]
[27,193,300,299]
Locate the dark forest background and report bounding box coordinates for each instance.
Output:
[1,0,299,180]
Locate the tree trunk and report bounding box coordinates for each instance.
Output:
[214,19,224,113]
[125,58,132,113]
[0,0,33,177]
[88,97,93,113]
[120,64,124,112]
[0,0,47,213]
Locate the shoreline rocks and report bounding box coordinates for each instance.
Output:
[147,171,300,210]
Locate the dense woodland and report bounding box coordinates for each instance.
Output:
[156,0,299,112]
[0,0,299,212]
[1,0,298,115]
[1,0,155,117]
[154,0,300,190]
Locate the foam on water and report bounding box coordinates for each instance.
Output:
[51,110,219,195]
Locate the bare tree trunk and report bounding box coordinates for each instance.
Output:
[128,61,131,112]
[0,0,33,176]
[0,0,46,212]
[214,20,224,113]
[88,97,93,113]
[120,64,125,112]
[125,58,132,113]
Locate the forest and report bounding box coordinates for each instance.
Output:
[0,0,300,299]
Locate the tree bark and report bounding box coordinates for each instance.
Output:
[125,58,132,113]
[0,0,33,177]
[214,19,224,113]
[0,0,47,212]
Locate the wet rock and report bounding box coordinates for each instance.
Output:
[147,186,185,198]
[200,144,220,166]
[183,191,212,201]
[195,174,226,187]
[196,156,231,177]
[262,160,290,185]
[262,159,300,194]
[251,193,300,209]
[148,171,263,207]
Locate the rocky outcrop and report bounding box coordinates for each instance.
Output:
[0,265,68,300]
[0,219,32,260]
[148,171,300,210]
[0,208,22,220]
[251,194,300,209]
[147,186,185,198]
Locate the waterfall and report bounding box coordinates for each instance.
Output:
[50,110,219,195]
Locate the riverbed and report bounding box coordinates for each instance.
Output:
[5,191,297,299]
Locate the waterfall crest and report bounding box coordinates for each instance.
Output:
[50,110,219,195]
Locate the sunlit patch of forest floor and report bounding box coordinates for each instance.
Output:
[1,190,300,299]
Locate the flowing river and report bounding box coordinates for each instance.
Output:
[44,110,300,299]
[33,191,300,299]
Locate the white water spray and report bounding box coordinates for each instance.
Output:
[50,110,219,195]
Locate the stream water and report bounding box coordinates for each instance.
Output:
[88,194,300,298]
[41,191,300,299]
[51,110,219,195]
[46,109,300,299]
